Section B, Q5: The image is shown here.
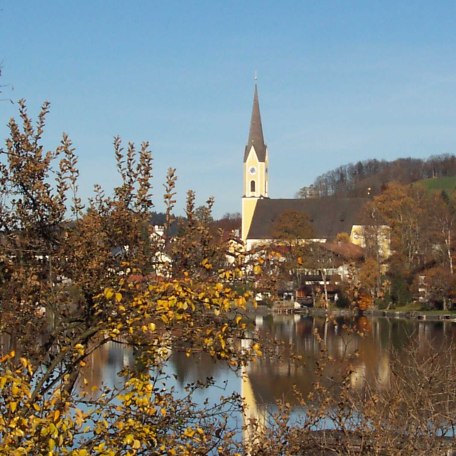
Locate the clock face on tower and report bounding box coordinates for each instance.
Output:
[249,166,256,175]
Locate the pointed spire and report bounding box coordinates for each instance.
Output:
[244,83,267,162]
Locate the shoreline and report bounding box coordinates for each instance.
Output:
[249,303,456,322]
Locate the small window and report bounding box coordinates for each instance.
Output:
[250,180,255,193]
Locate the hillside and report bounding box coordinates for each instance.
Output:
[417,176,456,194]
[297,154,456,199]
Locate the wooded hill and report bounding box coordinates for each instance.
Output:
[297,154,456,198]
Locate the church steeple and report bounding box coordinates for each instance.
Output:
[243,82,269,199]
[242,81,270,242]
[244,84,267,163]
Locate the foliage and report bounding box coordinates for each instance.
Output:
[361,182,456,308]
[418,266,456,310]
[0,102,254,454]
[271,210,314,242]
[297,154,456,199]
[3,100,456,454]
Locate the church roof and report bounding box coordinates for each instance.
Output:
[246,197,368,241]
[244,84,267,163]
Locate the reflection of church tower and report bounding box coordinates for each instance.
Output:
[241,342,266,450]
[242,84,269,242]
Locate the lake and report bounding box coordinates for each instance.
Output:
[2,313,456,451]
[67,314,456,413]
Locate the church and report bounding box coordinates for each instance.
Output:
[241,84,383,253]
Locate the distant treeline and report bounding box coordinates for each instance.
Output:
[297,154,456,198]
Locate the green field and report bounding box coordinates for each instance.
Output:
[416,176,456,193]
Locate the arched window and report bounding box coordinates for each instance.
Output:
[250,180,256,193]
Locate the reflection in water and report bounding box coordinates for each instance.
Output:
[78,341,135,394]
[54,316,456,416]
[3,315,456,432]
[248,315,456,409]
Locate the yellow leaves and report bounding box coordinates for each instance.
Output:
[93,442,106,452]
[218,335,226,350]
[19,357,29,370]
[253,264,262,275]
[104,288,114,299]
[74,343,85,356]
[184,427,195,438]
[0,350,15,363]
[123,434,134,445]
[74,408,85,427]
[11,383,19,396]
[103,288,122,302]
[252,342,262,356]
[219,269,233,281]
[48,437,56,451]
[235,296,246,307]
[201,258,212,270]
[0,269,260,454]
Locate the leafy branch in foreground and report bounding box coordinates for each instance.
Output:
[0,101,254,454]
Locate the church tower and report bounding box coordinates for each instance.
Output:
[242,84,269,242]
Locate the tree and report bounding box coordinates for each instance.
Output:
[428,191,456,276]
[366,182,433,277]
[299,242,338,308]
[0,102,255,454]
[267,210,315,296]
[214,212,241,234]
[420,266,455,310]
[271,210,314,242]
[357,257,381,309]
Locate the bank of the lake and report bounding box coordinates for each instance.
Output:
[250,302,456,322]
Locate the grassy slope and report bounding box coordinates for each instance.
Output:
[416,176,456,193]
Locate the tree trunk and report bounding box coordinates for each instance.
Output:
[321,270,328,309]
[446,230,453,276]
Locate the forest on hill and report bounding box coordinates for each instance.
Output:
[297,154,456,198]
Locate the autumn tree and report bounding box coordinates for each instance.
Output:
[356,257,381,309]
[267,210,315,290]
[271,210,314,243]
[214,212,241,234]
[299,242,339,308]
[369,182,431,272]
[428,191,456,276]
[0,102,255,454]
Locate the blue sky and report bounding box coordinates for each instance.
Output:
[2,1,456,217]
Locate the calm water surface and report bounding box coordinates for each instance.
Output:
[76,315,456,408]
[2,315,455,411]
